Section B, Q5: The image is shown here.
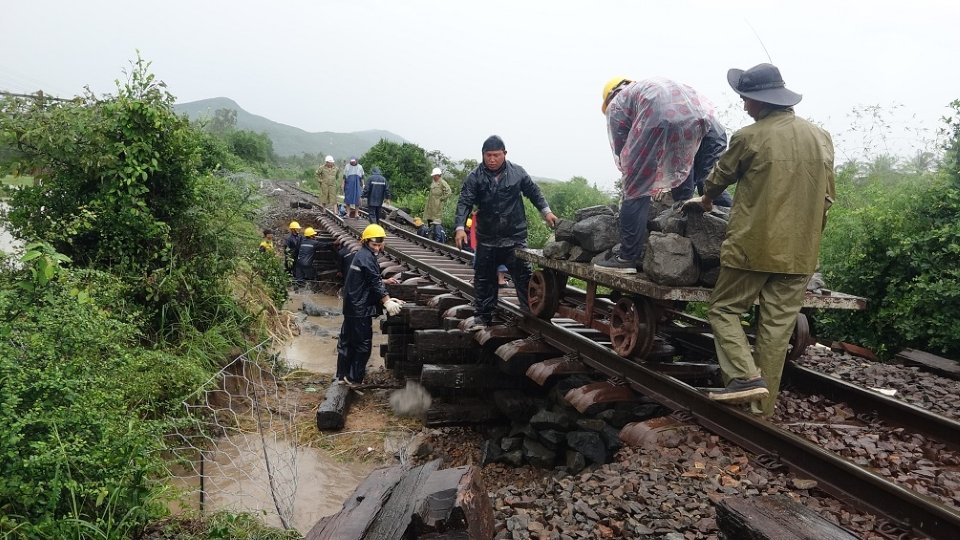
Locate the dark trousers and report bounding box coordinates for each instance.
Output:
[336,316,373,383]
[367,206,381,224]
[619,196,652,262]
[293,263,316,287]
[474,243,531,325]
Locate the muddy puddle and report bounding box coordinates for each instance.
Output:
[279,290,386,375]
[168,289,393,533]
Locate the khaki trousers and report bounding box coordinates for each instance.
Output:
[319,181,337,207]
[708,266,809,416]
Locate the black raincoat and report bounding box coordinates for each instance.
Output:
[341,244,388,317]
[454,161,550,248]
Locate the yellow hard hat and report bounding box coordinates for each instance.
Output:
[289,221,301,230]
[303,227,317,237]
[414,217,423,226]
[601,76,630,114]
[466,217,473,228]
[361,224,387,241]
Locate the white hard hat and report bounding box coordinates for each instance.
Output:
[325,155,334,163]
[431,167,442,176]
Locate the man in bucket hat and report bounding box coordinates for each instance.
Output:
[683,63,836,417]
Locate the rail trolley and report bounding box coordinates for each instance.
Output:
[516,249,867,362]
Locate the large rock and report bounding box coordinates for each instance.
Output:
[700,265,721,287]
[567,245,598,263]
[650,205,686,235]
[554,218,576,242]
[529,409,573,431]
[573,214,619,252]
[542,240,574,260]
[590,244,621,265]
[686,210,728,265]
[643,232,699,286]
[565,431,607,464]
[522,438,557,468]
[574,205,616,222]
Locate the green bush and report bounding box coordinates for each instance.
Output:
[818,141,960,358]
[0,265,190,537]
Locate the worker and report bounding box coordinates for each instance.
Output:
[424,167,452,241]
[316,156,339,209]
[342,157,365,218]
[454,135,557,331]
[258,229,274,253]
[361,166,391,224]
[596,76,723,273]
[283,221,302,274]
[683,63,836,416]
[335,224,403,384]
[414,217,430,238]
[294,227,320,288]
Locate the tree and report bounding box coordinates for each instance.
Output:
[208,107,237,133]
[360,139,432,198]
[0,55,255,339]
[227,129,276,165]
[540,176,615,219]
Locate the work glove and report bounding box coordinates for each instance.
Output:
[383,298,403,316]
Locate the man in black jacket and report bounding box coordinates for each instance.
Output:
[283,221,302,275]
[361,166,391,224]
[294,226,320,288]
[335,224,402,384]
[454,135,557,330]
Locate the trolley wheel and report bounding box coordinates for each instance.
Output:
[787,312,812,362]
[610,297,657,358]
[528,269,562,319]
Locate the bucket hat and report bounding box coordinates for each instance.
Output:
[726,63,801,107]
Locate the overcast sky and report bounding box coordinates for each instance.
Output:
[3,0,958,190]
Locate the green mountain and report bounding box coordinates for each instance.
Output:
[173,97,407,159]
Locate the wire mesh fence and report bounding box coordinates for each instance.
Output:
[166,340,300,529]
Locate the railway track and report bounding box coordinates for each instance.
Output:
[277,182,960,539]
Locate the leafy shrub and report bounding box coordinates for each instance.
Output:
[818,143,960,357]
[0,266,184,537]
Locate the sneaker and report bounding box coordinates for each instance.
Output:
[594,256,638,274]
[708,377,769,404]
[466,323,489,332]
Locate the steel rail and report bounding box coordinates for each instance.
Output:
[785,363,960,447]
[509,306,960,539]
[298,186,960,539]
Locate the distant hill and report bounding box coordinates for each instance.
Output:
[173,97,408,159]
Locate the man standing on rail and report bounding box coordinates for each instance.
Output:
[361,166,391,224]
[336,224,403,385]
[342,157,365,218]
[424,167,452,242]
[597,76,725,273]
[283,221,302,275]
[454,135,557,331]
[683,63,835,416]
[316,155,339,210]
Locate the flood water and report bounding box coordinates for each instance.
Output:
[279,290,386,375]
[168,289,389,534]
[171,432,374,532]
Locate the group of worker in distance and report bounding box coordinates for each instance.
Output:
[314,155,392,224]
[278,62,833,418]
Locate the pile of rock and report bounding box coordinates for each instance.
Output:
[479,376,668,474]
[542,202,730,287]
